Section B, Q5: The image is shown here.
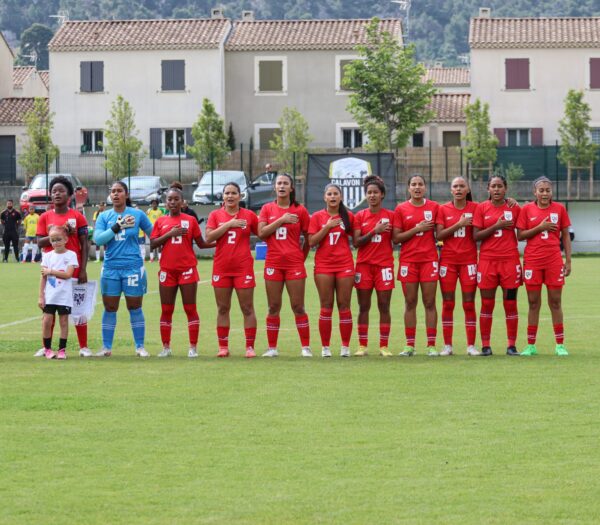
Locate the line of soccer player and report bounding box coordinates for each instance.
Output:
[34,172,571,359]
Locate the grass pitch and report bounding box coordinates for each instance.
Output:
[1,256,599,524]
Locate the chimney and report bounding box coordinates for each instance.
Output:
[479,7,491,18]
[242,10,254,21]
[211,7,224,19]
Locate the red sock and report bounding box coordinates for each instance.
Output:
[295,313,310,347]
[553,323,564,344]
[339,309,353,347]
[380,323,391,348]
[266,315,280,348]
[160,304,175,345]
[463,301,477,346]
[318,308,333,347]
[245,327,257,349]
[358,323,368,347]
[426,327,437,347]
[217,325,229,350]
[405,326,416,347]
[75,323,88,349]
[183,303,199,346]
[503,299,518,346]
[480,298,495,347]
[527,324,538,345]
[441,299,455,345]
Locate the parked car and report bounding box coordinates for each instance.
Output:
[20,173,88,213]
[246,171,277,210]
[106,176,169,205]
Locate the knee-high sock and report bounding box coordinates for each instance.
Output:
[358,323,368,347]
[503,299,518,346]
[426,327,437,347]
[245,327,257,349]
[101,310,117,350]
[31,243,38,261]
[442,299,455,345]
[21,242,29,261]
[266,315,280,349]
[129,307,145,349]
[463,301,477,346]
[75,323,88,349]
[318,308,333,347]
[160,304,175,346]
[339,309,353,347]
[405,326,416,347]
[527,324,538,345]
[379,323,391,348]
[183,303,199,346]
[480,298,495,347]
[553,323,564,344]
[217,325,229,350]
[295,313,310,347]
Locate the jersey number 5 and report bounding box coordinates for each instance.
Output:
[275,227,287,240]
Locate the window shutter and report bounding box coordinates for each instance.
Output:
[185,128,194,159]
[493,128,506,147]
[173,60,185,90]
[505,58,529,90]
[161,61,171,90]
[150,128,162,159]
[259,61,283,91]
[80,61,92,92]
[531,128,543,146]
[91,61,104,92]
[590,58,600,89]
[161,60,185,90]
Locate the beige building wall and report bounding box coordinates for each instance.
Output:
[0,35,14,98]
[13,71,48,98]
[471,47,600,144]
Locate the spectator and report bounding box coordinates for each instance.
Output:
[1,199,21,262]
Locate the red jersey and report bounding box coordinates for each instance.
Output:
[206,207,258,275]
[393,199,439,263]
[516,201,570,269]
[308,209,355,271]
[436,201,478,264]
[354,207,395,267]
[258,202,310,270]
[151,213,200,271]
[36,208,87,278]
[473,200,521,261]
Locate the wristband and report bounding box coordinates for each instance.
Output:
[111,223,122,233]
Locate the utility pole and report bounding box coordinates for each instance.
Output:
[391,0,411,43]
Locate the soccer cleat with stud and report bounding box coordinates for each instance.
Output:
[340,346,350,358]
[95,348,112,357]
[520,344,538,356]
[379,347,393,357]
[440,345,453,356]
[262,348,279,358]
[480,346,493,356]
[321,347,332,358]
[56,349,66,360]
[34,347,46,357]
[506,345,520,356]
[136,347,150,358]
[466,345,480,356]
[78,347,93,358]
[354,346,368,357]
[427,346,440,357]
[217,348,230,358]
[399,346,415,357]
[188,348,198,358]
[158,348,172,358]
[301,346,313,358]
[245,348,256,358]
[555,344,569,356]
[45,349,56,359]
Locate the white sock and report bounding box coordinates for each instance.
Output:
[22,243,29,260]
[95,248,100,260]
[140,245,145,259]
[149,253,154,261]
[31,244,37,260]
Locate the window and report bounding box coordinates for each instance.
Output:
[335,55,359,92]
[342,128,363,149]
[255,57,287,94]
[507,129,530,147]
[505,58,530,90]
[164,129,185,156]
[161,60,185,91]
[80,61,104,92]
[258,128,279,149]
[591,128,600,145]
[443,131,461,147]
[412,133,424,148]
[81,130,103,154]
[590,58,600,89]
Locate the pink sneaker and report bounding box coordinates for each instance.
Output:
[217,348,230,358]
[45,349,56,359]
[245,348,256,358]
[57,349,67,360]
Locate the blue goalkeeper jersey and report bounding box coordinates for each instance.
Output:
[94,207,153,269]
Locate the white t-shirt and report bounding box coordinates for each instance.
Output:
[41,250,79,307]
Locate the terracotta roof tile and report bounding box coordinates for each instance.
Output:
[424,67,470,86]
[13,66,36,88]
[225,19,402,51]
[470,17,600,49]
[39,70,49,89]
[428,93,470,123]
[49,18,231,51]
[0,97,47,125]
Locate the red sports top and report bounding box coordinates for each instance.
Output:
[393,199,439,263]
[354,207,395,267]
[516,201,570,268]
[308,209,355,271]
[435,201,479,264]
[151,213,201,271]
[258,202,310,270]
[206,207,258,275]
[473,200,521,261]
[37,208,88,278]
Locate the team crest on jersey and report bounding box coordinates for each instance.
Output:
[354,273,361,284]
[181,220,189,229]
[67,218,76,229]
[440,266,447,278]
[477,272,482,283]
[550,213,559,224]
[424,210,433,221]
[340,222,346,230]
[266,268,275,276]
[400,266,408,278]
[159,271,166,283]
[504,211,513,221]
[524,270,533,280]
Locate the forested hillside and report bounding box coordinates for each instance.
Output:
[1,0,598,66]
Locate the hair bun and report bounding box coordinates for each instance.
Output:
[170,181,183,190]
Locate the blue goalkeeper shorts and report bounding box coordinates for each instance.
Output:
[100,266,147,297]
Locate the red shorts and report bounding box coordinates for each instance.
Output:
[477,258,522,289]
[439,261,477,292]
[264,266,307,281]
[523,263,565,290]
[314,266,355,279]
[397,261,439,283]
[158,266,199,287]
[212,272,256,289]
[355,263,395,291]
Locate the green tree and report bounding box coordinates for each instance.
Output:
[187,98,229,173]
[227,122,236,151]
[464,98,498,181]
[17,23,53,70]
[102,95,144,180]
[343,18,436,152]
[269,107,313,175]
[18,97,58,182]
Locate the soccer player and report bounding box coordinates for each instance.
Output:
[1,199,21,262]
[258,173,312,357]
[206,182,259,358]
[308,183,355,358]
[94,181,153,357]
[435,177,480,356]
[352,175,395,357]
[472,174,521,356]
[146,199,164,262]
[393,175,440,356]
[92,202,106,262]
[150,183,213,358]
[22,205,40,262]
[516,176,571,356]
[35,176,91,357]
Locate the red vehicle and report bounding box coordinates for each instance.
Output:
[20,173,89,213]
